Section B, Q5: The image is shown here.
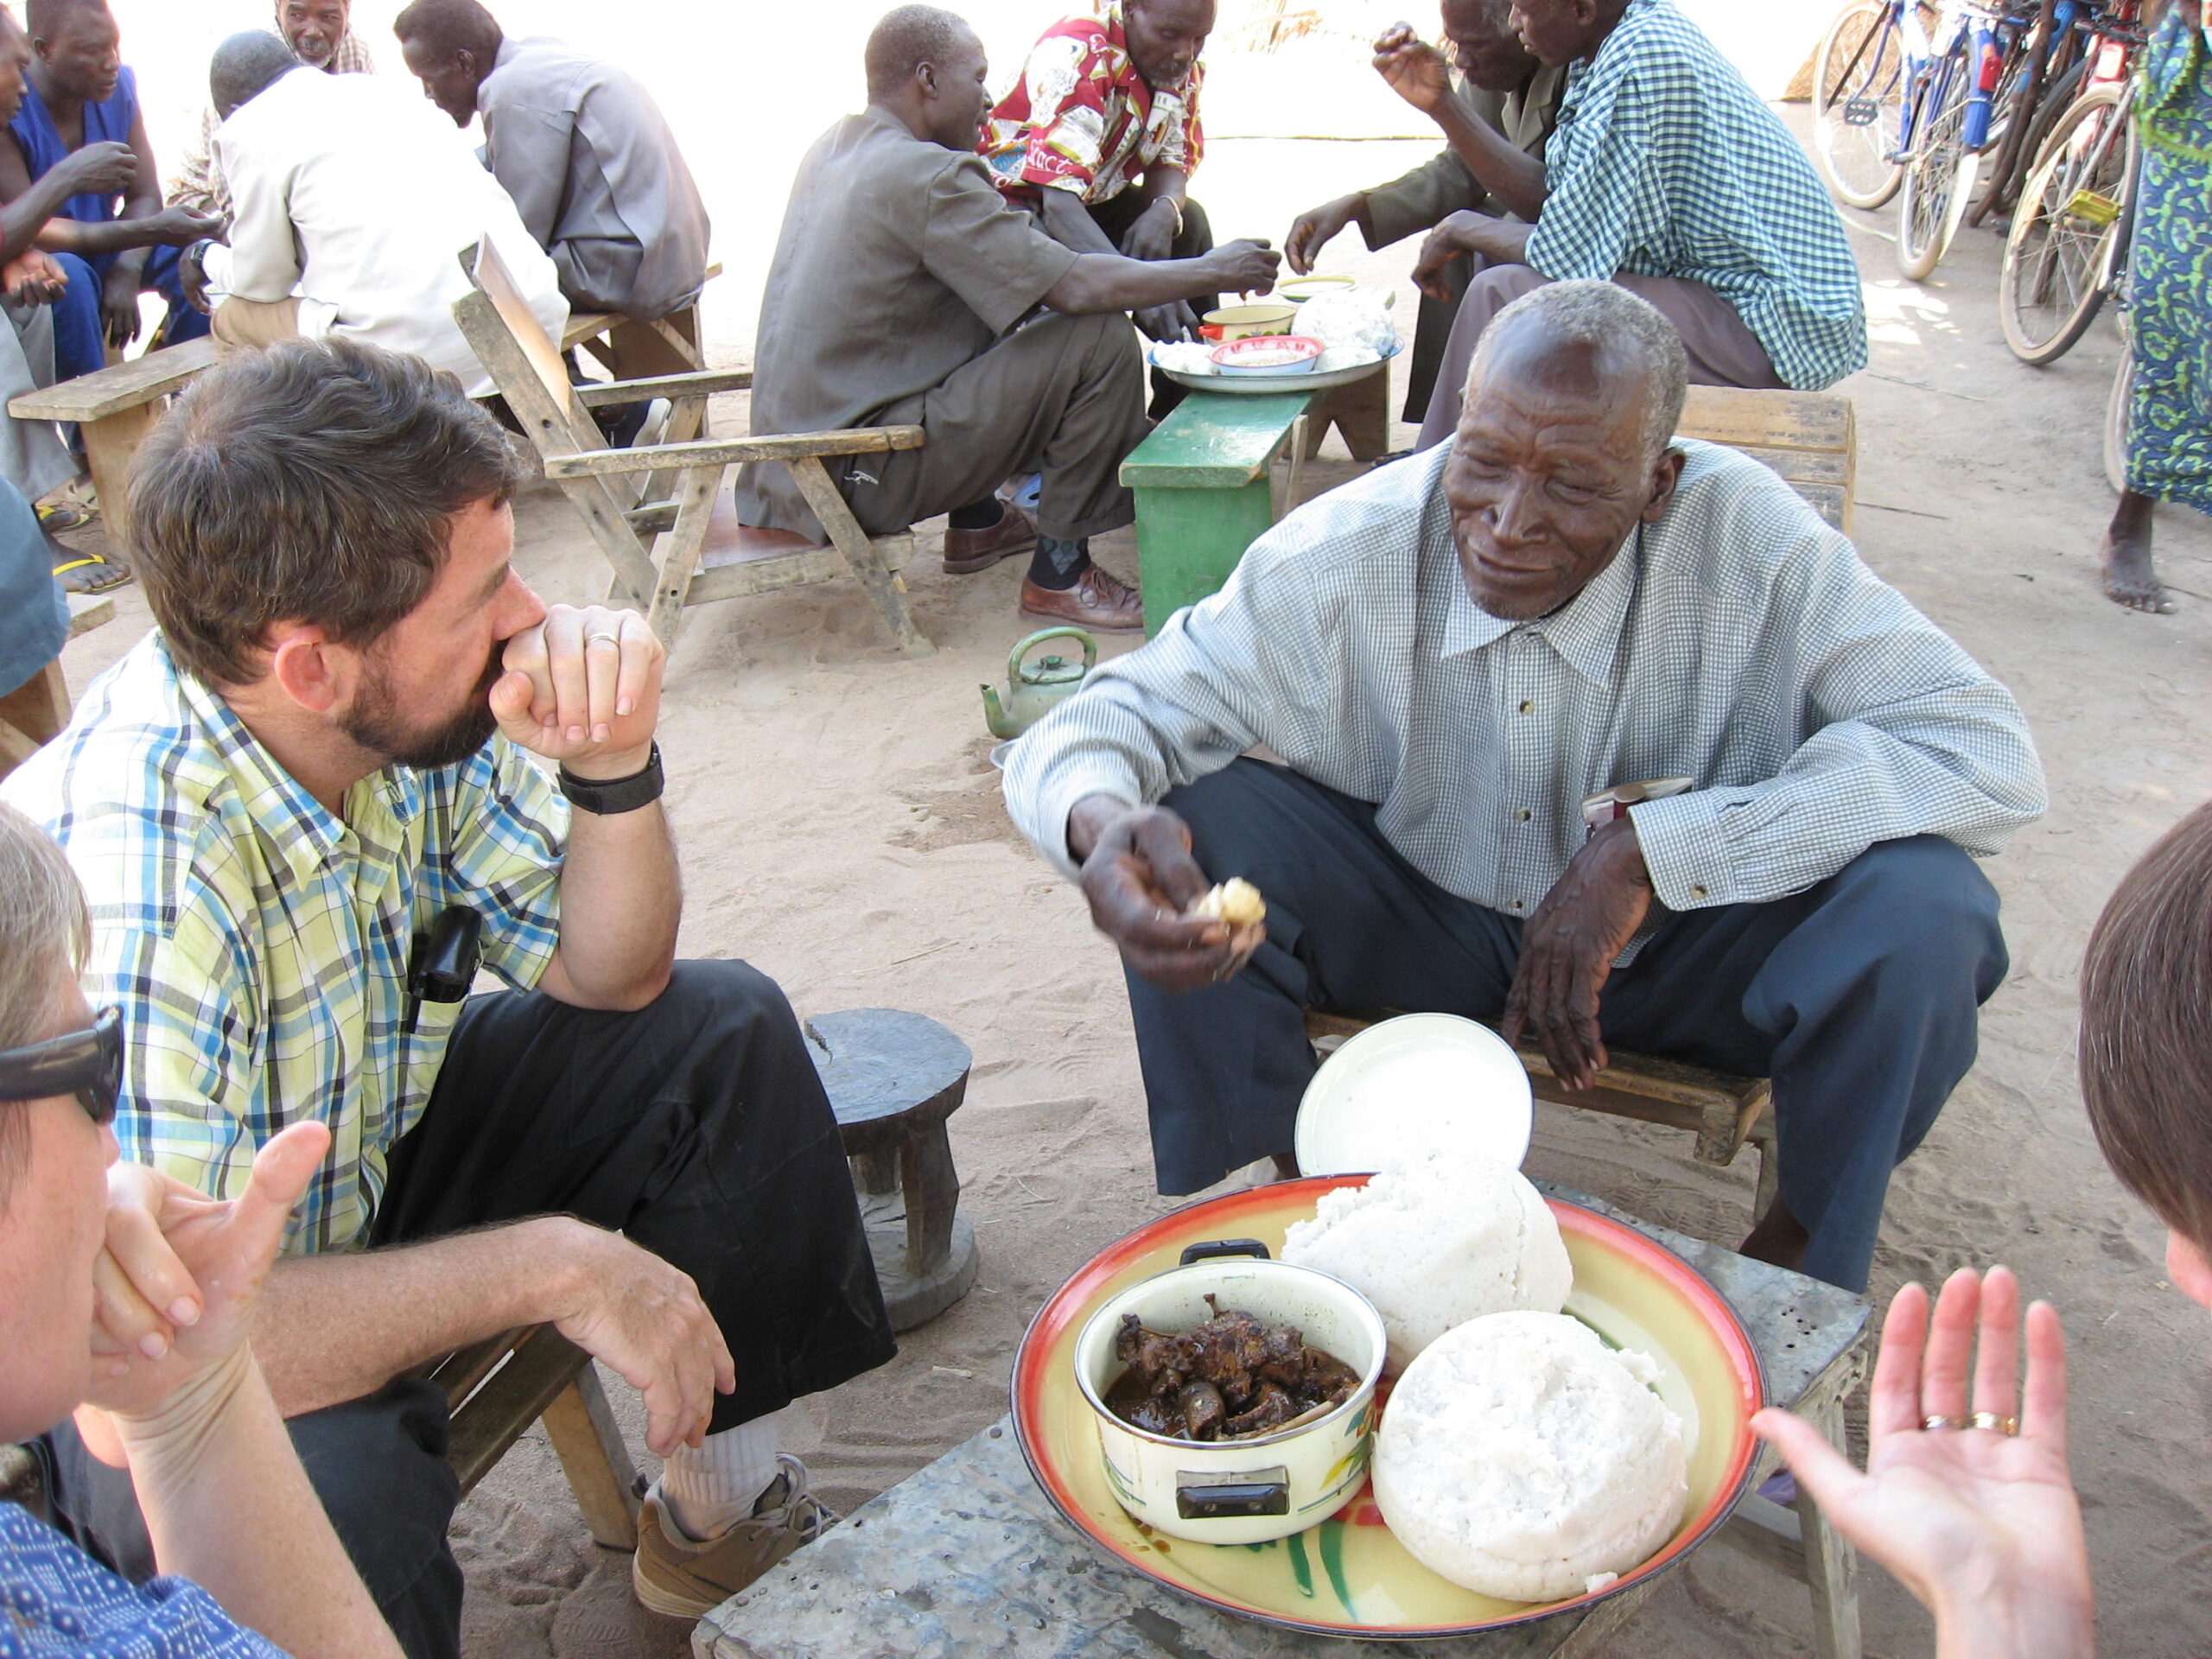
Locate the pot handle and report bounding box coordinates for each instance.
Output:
[1179,1238,1270,1267]
[1176,1466,1290,1520]
[1008,626,1098,685]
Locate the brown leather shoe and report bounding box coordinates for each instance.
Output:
[1020,564,1145,631]
[942,504,1037,574]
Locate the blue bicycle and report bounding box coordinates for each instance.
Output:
[1814,0,2014,278]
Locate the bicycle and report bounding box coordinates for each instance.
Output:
[1998,40,2138,363]
[1812,0,2012,277]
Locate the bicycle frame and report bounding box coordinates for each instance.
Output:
[1896,0,2006,164]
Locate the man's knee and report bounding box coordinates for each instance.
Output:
[1461,264,1551,330]
[1830,835,2007,992]
[1176,196,1214,257]
[652,957,807,1051]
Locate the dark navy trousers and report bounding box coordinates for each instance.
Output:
[1123,760,2010,1293]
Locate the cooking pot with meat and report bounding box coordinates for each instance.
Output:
[1072,1240,1387,1545]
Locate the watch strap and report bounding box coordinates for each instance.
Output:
[557,742,664,815]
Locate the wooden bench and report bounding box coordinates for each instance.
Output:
[1304,1010,1779,1228]
[1678,385,1858,534]
[4,268,723,551]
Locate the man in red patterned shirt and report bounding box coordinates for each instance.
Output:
[983,0,1216,359]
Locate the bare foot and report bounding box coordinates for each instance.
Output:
[2100,527,2173,613]
[1738,1196,1810,1276]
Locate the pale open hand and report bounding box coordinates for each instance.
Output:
[550,1223,735,1457]
[492,603,664,776]
[81,1122,332,1421]
[1753,1268,2095,1659]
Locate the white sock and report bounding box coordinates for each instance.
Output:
[658,1419,779,1543]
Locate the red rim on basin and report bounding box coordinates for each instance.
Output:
[1011,1177,1764,1638]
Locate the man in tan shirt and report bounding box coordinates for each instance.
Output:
[1286,0,1565,419]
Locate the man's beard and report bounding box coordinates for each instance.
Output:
[342,649,504,772]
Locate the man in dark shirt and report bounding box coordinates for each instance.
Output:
[734,4,1276,632]
[1286,0,1566,420]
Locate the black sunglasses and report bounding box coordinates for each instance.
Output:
[0,1005,122,1125]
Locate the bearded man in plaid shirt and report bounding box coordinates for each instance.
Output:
[3,340,896,1651]
[1006,283,2044,1296]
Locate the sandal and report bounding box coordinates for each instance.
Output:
[37,500,92,533]
[52,547,131,594]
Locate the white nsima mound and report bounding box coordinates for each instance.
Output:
[1280,1152,1572,1370]
[1373,1312,1688,1603]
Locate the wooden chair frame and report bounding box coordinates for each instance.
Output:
[450,242,931,654]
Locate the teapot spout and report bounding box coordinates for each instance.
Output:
[981,683,1021,740]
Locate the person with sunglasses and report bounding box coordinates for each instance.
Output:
[0,800,402,1656]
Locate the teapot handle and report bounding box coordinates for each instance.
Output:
[1007,626,1098,684]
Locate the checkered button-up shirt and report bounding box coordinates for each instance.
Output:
[0,633,567,1253]
[1004,442,2044,958]
[1527,0,1867,391]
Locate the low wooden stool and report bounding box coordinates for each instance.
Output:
[806,1008,982,1332]
[1304,1010,1779,1227]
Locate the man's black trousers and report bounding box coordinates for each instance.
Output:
[41,959,895,1659]
[1124,760,2011,1294]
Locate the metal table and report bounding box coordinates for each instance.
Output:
[699,1186,1872,1659]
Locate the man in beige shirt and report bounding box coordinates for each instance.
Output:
[1286,0,1565,419]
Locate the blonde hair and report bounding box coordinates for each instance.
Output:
[0,802,87,1190]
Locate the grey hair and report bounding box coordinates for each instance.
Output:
[1467,279,1690,460]
[0,803,89,1199]
[865,4,971,101]
[210,29,301,118]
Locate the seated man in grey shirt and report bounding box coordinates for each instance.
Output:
[1286,0,1566,421]
[734,4,1276,633]
[394,0,708,323]
[1003,281,2047,1294]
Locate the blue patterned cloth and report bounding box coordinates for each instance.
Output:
[2126,10,2212,512]
[1526,0,1867,390]
[0,1501,286,1657]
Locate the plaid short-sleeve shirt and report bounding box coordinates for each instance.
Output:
[1526,0,1866,391]
[982,4,1204,204]
[0,633,568,1254]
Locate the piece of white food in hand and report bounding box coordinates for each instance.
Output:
[1190,878,1267,928]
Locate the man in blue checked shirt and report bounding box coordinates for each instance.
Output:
[1006,282,2043,1297]
[2,338,896,1650]
[1407,0,1868,448]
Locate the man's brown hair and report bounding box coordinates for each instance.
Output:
[2080,800,2212,1249]
[126,336,527,688]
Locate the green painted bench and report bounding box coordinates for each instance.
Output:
[1120,367,1391,635]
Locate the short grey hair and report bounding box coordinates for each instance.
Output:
[1467,279,1690,461]
[0,803,88,1200]
[865,4,971,101]
[209,29,300,118]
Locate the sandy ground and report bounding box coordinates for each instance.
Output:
[41,7,2212,1657]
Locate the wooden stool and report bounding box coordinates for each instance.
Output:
[806,1008,981,1332]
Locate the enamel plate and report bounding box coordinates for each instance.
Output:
[1295,1013,1535,1176]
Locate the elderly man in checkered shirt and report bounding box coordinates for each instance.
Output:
[1005,282,2044,1294]
[1406,0,1868,451]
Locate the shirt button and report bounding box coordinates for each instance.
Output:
[1691,884,1709,899]
[1509,899,1523,911]
[1518,699,1535,715]
[1516,807,1532,822]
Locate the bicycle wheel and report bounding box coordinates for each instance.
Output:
[1999,83,2133,364]
[1897,51,1979,279]
[1815,2,1908,208]
[2105,346,2133,494]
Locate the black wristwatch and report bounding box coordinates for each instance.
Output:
[557,742,664,815]
[181,238,215,283]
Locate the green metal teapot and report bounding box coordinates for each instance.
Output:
[982,626,1097,740]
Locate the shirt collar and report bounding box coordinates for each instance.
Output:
[1434,515,1643,691]
[162,636,423,883]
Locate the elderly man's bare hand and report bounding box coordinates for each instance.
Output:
[1287,195,1362,275]
[1137,299,1199,342]
[1413,213,1483,302]
[548,1222,735,1458]
[1071,796,1264,991]
[493,603,664,779]
[81,1122,332,1422]
[1373,23,1452,113]
[1206,238,1283,296]
[1500,817,1652,1090]
[2,249,66,306]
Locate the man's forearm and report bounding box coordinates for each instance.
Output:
[251,1217,588,1415]
[0,168,81,264]
[1430,102,1548,221]
[1048,248,1230,314]
[34,214,166,257]
[541,784,680,1010]
[1461,214,1535,264]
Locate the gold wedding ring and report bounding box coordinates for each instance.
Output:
[1921,1414,1967,1432]
[586,632,621,646]
[1969,1412,2019,1436]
